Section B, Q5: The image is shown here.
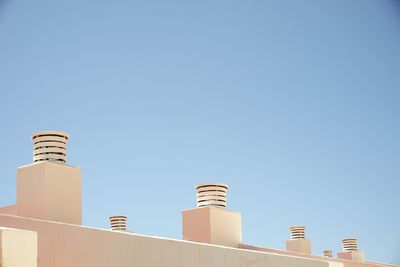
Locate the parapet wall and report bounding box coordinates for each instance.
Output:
[0,214,337,267]
[240,244,393,267]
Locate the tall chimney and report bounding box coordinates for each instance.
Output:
[285,226,311,254]
[32,131,69,163]
[109,215,127,231]
[196,183,228,208]
[337,238,365,262]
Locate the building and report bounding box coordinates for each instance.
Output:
[0,131,397,267]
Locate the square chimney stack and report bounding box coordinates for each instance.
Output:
[337,238,365,262]
[182,183,242,248]
[285,226,312,254]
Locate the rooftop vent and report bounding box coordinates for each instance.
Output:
[32,131,69,163]
[109,215,127,231]
[196,183,228,208]
[290,226,306,239]
[285,225,311,254]
[342,238,358,251]
[323,249,333,257]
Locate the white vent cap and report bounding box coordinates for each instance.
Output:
[196,183,228,208]
[342,238,358,251]
[32,131,69,163]
[290,226,306,239]
[109,215,127,231]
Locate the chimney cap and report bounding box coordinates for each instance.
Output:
[196,183,228,190]
[289,225,306,239]
[32,130,70,163]
[342,238,358,251]
[108,215,127,220]
[290,225,306,229]
[342,237,358,244]
[195,183,228,208]
[109,215,128,231]
[32,130,69,140]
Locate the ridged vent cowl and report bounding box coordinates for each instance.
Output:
[109,215,127,231]
[32,131,69,163]
[290,226,306,239]
[342,238,358,251]
[323,249,333,257]
[196,183,228,208]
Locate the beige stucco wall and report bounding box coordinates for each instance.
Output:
[0,214,336,267]
[0,227,37,267]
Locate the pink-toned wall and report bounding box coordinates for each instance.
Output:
[182,207,242,247]
[0,214,339,267]
[182,207,211,244]
[239,244,393,267]
[0,204,17,215]
[16,162,82,225]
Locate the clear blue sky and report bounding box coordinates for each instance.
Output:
[0,0,399,264]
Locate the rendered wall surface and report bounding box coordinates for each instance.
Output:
[286,238,312,254]
[338,251,365,262]
[182,207,211,244]
[0,214,333,267]
[209,207,242,247]
[0,227,37,267]
[182,206,242,248]
[240,244,390,267]
[0,205,17,216]
[16,161,82,224]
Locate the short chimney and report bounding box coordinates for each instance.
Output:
[196,183,228,208]
[109,215,127,231]
[323,249,333,257]
[182,182,242,248]
[32,131,69,163]
[285,226,311,254]
[337,238,365,262]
